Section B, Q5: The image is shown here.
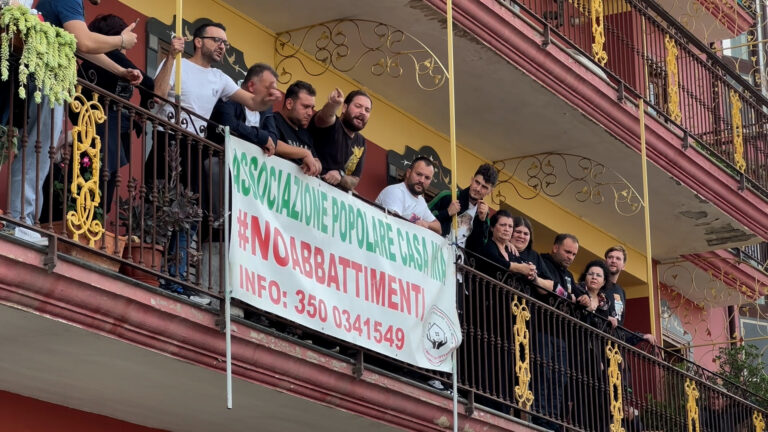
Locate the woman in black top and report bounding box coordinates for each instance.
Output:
[471,211,552,290]
[572,259,618,432]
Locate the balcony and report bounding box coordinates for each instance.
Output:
[1,57,767,429]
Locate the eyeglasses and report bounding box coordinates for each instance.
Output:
[199,36,230,49]
[586,272,604,278]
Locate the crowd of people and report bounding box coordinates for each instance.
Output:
[2,3,664,431]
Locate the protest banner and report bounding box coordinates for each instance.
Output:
[227,136,460,371]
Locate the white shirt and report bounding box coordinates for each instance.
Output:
[455,202,477,247]
[244,108,261,127]
[155,58,239,136]
[375,182,436,223]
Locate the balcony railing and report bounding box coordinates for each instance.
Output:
[1,52,767,431]
[499,0,768,195]
[0,55,226,302]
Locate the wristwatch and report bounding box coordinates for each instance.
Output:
[338,169,345,178]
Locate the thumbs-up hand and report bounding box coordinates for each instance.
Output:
[120,19,139,50]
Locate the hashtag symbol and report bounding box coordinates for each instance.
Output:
[237,210,249,251]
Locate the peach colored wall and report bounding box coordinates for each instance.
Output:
[660,285,731,371]
[0,390,167,432]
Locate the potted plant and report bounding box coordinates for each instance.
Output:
[0,4,77,105]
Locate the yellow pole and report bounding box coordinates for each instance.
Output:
[447,0,458,234]
[639,100,657,338]
[446,3,459,432]
[174,0,182,98]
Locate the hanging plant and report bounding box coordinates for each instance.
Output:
[0,5,77,104]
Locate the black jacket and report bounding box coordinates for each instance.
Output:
[207,100,277,148]
[429,187,489,249]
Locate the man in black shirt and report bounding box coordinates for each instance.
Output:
[540,234,589,307]
[310,88,371,191]
[604,245,655,343]
[273,80,321,173]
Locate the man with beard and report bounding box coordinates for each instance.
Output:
[310,88,371,191]
[428,163,497,248]
[8,0,141,228]
[273,80,322,174]
[375,156,441,234]
[604,245,655,343]
[604,245,654,432]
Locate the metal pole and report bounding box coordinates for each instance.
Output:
[639,101,657,338]
[446,1,459,431]
[224,126,232,409]
[174,0,183,100]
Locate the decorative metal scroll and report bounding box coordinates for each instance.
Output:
[511,295,533,410]
[605,342,625,432]
[67,85,105,246]
[590,0,608,66]
[665,35,682,123]
[274,19,448,91]
[492,153,644,216]
[728,89,746,173]
[685,378,701,432]
[755,411,766,432]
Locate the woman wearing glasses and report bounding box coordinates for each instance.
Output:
[573,259,618,432]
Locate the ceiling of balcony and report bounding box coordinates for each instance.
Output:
[224,0,759,261]
[0,305,400,432]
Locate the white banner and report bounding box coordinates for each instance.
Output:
[227,136,460,371]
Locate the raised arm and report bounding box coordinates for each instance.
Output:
[313,88,344,128]
[63,19,137,55]
[153,37,185,100]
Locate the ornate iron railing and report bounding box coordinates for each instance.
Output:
[0,54,226,302]
[498,0,768,196]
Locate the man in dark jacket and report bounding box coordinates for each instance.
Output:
[428,163,497,249]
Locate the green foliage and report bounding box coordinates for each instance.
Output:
[0,124,17,164]
[0,5,77,104]
[714,343,768,410]
[119,142,202,246]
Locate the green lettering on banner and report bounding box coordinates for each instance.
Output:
[231,152,243,196]
[396,227,408,265]
[385,223,396,262]
[355,209,366,249]
[319,191,329,234]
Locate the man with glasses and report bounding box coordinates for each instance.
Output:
[148,22,279,304]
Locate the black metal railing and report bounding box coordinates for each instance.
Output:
[0,54,226,302]
[446,256,768,430]
[499,0,768,195]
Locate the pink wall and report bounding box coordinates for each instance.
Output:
[660,284,732,372]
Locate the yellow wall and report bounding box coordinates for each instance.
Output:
[121,0,649,285]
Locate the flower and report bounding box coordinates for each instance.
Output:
[81,156,91,168]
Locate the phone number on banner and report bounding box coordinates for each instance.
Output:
[293,289,406,351]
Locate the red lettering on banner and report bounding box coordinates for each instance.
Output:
[387,274,398,311]
[326,253,339,291]
[241,264,255,294]
[314,247,326,284]
[245,224,434,320]
[399,279,411,317]
[338,257,351,295]
[370,269,386,306]
[349,261,362,297]
[290,237,302,273]
[273,227,289,267]
[300,241,313,278]
[251,216,270,260]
